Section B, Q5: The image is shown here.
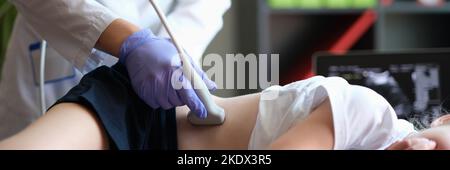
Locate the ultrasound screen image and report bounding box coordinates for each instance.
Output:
[326,63,441,119]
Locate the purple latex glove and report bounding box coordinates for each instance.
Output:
[119,29,216,118]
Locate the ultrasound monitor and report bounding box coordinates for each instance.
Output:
[314,50,450,119]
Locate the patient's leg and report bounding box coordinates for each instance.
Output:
[0,93,329,150]
[269,99,335,150]
[176,94,260,150]
[0,103,109,150]
[0,94,260,150]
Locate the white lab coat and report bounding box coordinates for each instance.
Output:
[0,0,231,139]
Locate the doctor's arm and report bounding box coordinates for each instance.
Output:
[96,19,140,57]
[10,0,140,58]
[9,0,128,69]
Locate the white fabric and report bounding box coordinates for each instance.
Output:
[0,0,231,139]
[248,76,416,150]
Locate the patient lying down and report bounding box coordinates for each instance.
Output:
[0,64,448,150]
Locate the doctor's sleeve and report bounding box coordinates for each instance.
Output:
[9,0,119,71]
[157,0,231,63]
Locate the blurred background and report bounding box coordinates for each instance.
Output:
[1,0,450,97]
[0,0,16,79]
[207,0,450,97]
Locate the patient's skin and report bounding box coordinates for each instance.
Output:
[420,116,450,150]
[0,103,109,149]
[176,94,260,150]
[390,115,450,150]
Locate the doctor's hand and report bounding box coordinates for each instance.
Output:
[119,29,216,118]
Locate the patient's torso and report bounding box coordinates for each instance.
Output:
[175,76,416,150]
[249,76,416,150]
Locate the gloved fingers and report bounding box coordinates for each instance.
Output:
[168,93,184,107]
[119,29,156,64]
[164,41,217,91]
[190,64,217,91]
[132,78,160,109]
[156,72,178,110]
[202,75,217,91]
[186,52,202,73]
[177,79,207,119]
[158,89,173,110]
[168,72,184,107]
[186,53,204,75]
[186,55,217,91]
